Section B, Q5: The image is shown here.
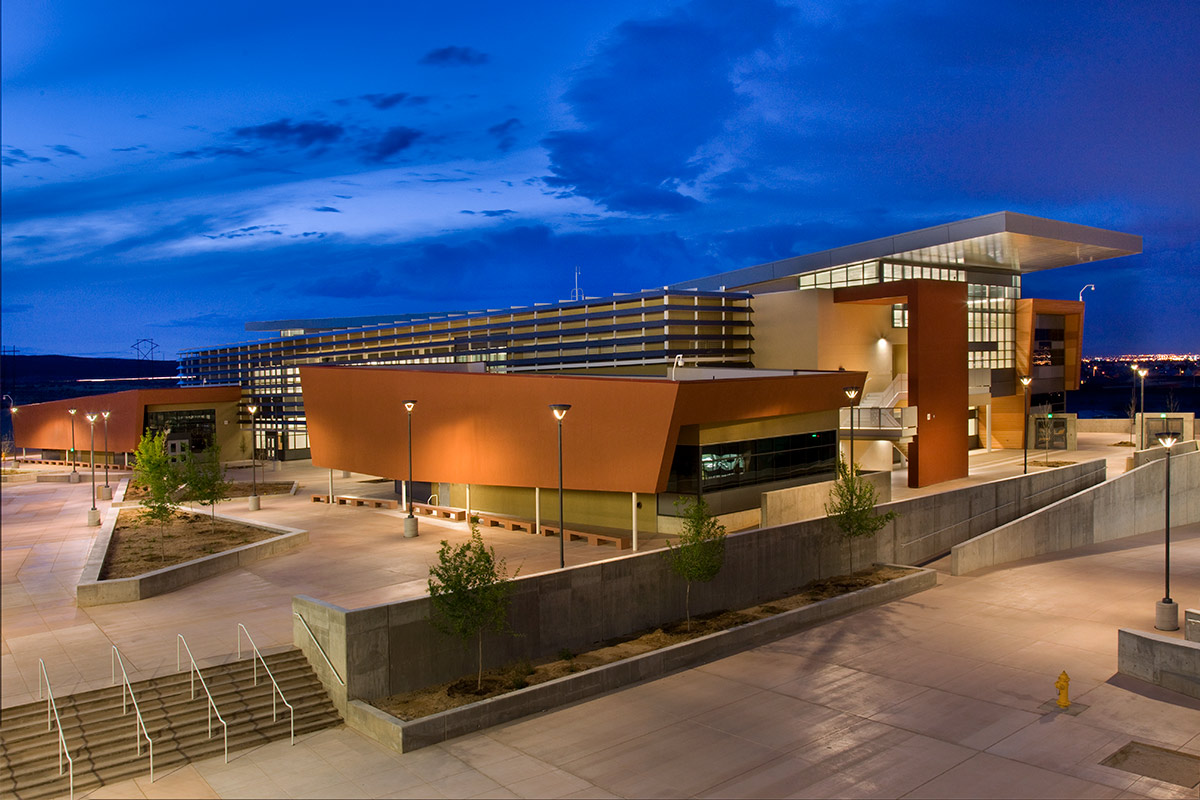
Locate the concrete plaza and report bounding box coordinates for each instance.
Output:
[2,436,1198,798]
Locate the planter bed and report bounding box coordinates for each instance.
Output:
[353,564,936,752]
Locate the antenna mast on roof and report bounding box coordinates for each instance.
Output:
[570,266,583,302]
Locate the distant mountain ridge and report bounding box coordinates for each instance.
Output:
[1,355,179,408]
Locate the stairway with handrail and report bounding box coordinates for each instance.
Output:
[0,628,341,800]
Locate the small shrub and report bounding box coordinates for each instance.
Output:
[557,648,574,662]
[664,496,727,632]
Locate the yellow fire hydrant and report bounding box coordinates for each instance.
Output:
[1055,671,1070,709]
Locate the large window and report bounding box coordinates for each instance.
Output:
[667,430,837,494]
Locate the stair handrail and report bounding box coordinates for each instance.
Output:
[175,634,229,763]
[236,623,295,745]
[293,612,345,686]
[37,658,74,800]
[111,645,155,782]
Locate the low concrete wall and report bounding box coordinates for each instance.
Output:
[294,460,1106,709]
[340,566,935,751]
[77,509,307,606]
[1186,609,1200,644]
[1129,439,1198,470]
[1117,628,1200,700]
[1077,418,1136,435]
[761,471,891,528]
[951,448,1200,575]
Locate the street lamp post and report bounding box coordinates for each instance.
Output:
[99,411,112,500]
[247,405,260,511]
[403,401,418,538]
[843,386,859,469]
[1019,376,1032,475]
[550,404,571,569]
[86,414,100,526]
[1155,432,1179,631]
[1137,367,1148,449]
[68,408,80,482]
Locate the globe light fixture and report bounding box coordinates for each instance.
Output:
[843,386,860,469]
[550,404,571,569]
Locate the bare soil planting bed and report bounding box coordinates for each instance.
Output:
[100,507,281,579]
[374,565,915,721]
[123,479,292,500]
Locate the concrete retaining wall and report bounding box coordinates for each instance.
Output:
[336,566,935,750]
[293,459,1106,707]
[1077,418,1136,435]
[761,471,891,528]
[77,509,307,606]
[1186,609,1200,643]
[1117,628,1200,700]
[1130,439,1198,470]
[951,448,1200,575]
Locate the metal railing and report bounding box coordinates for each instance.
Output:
[841,405,918,432]
[37,659,73,800]
[293,612,345,686]
[236,624,294,745]
[176,634,229,762]
[111,646,154,781]
[426,493,439,505]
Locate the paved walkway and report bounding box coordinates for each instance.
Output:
[81,525,1200,799]
[4,442,1198,798]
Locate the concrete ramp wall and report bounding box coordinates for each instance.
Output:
[951,447,1200,575]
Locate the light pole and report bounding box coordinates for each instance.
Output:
[1019,376,1032,475]
[85,414,100,526]
[403,401,418,538]
[843,386,859,469]
[550,404,571,569]
[1078,284,1095,303]
[68,408,80,482]
[99,411,112,500]
[1,395,14,463]
[1155,432,1179,631]
[247,405,260,511]
[1137,367,1148,449]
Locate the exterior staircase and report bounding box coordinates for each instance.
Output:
[0,648,341,800]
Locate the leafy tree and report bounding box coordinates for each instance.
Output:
[184,442,230,533]
[824,459,898,544]
[427,521,517,690]
[133,430,183,561]
[665,496,727,632]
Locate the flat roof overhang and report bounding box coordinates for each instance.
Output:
[673,211,1142,292]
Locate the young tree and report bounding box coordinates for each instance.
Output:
[133,430,184,561]
[184,442,230,533]
[824,459,898,544]
[427,521,517,691]
[665,496,727,632]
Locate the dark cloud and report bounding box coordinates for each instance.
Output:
[480,209,514,217]
[487,118,522,151]
[543,0,792,213]
[2,147,52,167]
[361,127,423,162]
[203,225,284,240]
[360,93,408,110]
[134,114,150,119]
[172,146,257,160]
[1,303,33,314]
[299,267,384,298]
[312,206,342,213]
[419,46,489,66]
[51,144,85,158]
[112,144,148,152]
[232,118,345,150]
[333,194,352,199]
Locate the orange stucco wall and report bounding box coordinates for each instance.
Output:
[300,366,864,495]
[836,279,969,487]
[12,387,242,453]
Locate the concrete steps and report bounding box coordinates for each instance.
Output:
[0,648,341,800]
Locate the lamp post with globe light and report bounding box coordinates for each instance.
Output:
[1137,367,1148,448]
[550,404,571,569]
[98,411,113,500]
[403,401,419,538]
[1020,376,1032,474]
[247,405,260,511]
[68,408,80,482]
[1155,432,1179,631]
[843,386,859,469]
[85,413,100,526]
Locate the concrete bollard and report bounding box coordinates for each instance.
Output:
[1156,599,1179,632]
[404,516,419,538]
[248,495,261,511]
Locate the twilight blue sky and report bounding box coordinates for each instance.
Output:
[2,0,1197,358]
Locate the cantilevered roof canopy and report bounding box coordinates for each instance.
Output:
[674,211,1142,292]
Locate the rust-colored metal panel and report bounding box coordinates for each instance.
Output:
[836,280,969,487]
[300,367,864,495]
[12,387,241,453]
[1031,298,1085,390]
